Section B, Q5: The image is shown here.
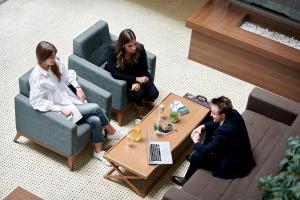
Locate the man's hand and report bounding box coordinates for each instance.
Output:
[191,124,205,139]
[60,107,72,117]
[191,132,200,143]
[195,124,205,134]
[76,87,86,102]
[136,76,149,84]
[131,83,141,91]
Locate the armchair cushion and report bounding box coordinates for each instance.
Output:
[19,69,32,97]
[77,76,112,119]
[146,50,156,80]
[73,20,112,66]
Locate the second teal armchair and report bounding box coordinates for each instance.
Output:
[69,20,156,126]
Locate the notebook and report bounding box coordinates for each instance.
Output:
[146,128,173,165]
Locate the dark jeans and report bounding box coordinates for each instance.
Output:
[128,81,159,106]
[76,103,109,143]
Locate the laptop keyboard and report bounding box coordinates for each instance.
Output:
[150,144,162,161]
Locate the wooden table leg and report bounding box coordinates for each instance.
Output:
[104,162,146,197]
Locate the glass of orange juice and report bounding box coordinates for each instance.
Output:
[131,119,141,142]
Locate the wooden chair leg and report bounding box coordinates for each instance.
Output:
[117,111,123,127]
[13,131,22,143]
[68,156,75,171]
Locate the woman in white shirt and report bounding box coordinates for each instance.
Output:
[29,41,122,166]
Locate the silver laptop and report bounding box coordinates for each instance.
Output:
[146,128,173,165]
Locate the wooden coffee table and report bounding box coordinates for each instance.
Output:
[104,93,210,197]
[4,187,42,200]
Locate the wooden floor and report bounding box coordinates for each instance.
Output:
[186,0,300,102]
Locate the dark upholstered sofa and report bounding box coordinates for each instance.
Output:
[163,87,300,200]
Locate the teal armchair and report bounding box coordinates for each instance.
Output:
[69,20,156,126]
[14,69,112,171]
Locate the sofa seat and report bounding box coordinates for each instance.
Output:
[243,110,290,150]
[183,170,232,200]
[220,115,300,200]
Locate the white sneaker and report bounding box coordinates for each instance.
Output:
[93,151,111,166]
[107,130,124,140]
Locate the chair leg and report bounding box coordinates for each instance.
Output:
[68,156,75,171]
[117,111,123,127]
[13,131,22,143]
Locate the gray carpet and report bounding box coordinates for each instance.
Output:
[0,0,254,199]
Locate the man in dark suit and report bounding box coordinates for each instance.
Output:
[172,96,256,186]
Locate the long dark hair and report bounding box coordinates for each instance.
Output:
[36,41,62,81]
[115,29,140,70]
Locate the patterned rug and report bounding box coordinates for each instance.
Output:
[0,0,254,199]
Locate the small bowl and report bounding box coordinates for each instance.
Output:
[155,123,175,135]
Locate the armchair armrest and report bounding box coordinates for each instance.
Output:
[77,76,112,120]
[19,68,32,97]
[145,50,156,80]
[15,94,78,156]
[110,33,118,41]
[163,186,200,200]
[69,54,128,110]
[246,87,300,125]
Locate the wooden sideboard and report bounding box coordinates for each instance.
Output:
[186,0,300,102]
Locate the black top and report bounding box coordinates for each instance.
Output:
[194,109,256,179]
[106,42,151,86]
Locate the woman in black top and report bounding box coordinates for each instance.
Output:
[106,29,159,117]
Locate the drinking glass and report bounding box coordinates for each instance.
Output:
[131,119,141,142]
[153,117,161,131]
[158,104,165,118]
[125,133,132,146]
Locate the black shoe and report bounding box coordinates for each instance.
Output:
[171,176,187,186]
[186,155,191,162]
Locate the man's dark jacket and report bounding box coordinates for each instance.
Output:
[193,109,256,179]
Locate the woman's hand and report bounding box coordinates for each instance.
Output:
[136,76,149,84]
[131,83,141,91]
[76,87,86,102]
[60,107,72,117]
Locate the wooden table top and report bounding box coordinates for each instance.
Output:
[105,93,210,179]
[4,187,42,200]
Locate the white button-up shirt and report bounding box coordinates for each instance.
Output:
[29,57,84,122]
